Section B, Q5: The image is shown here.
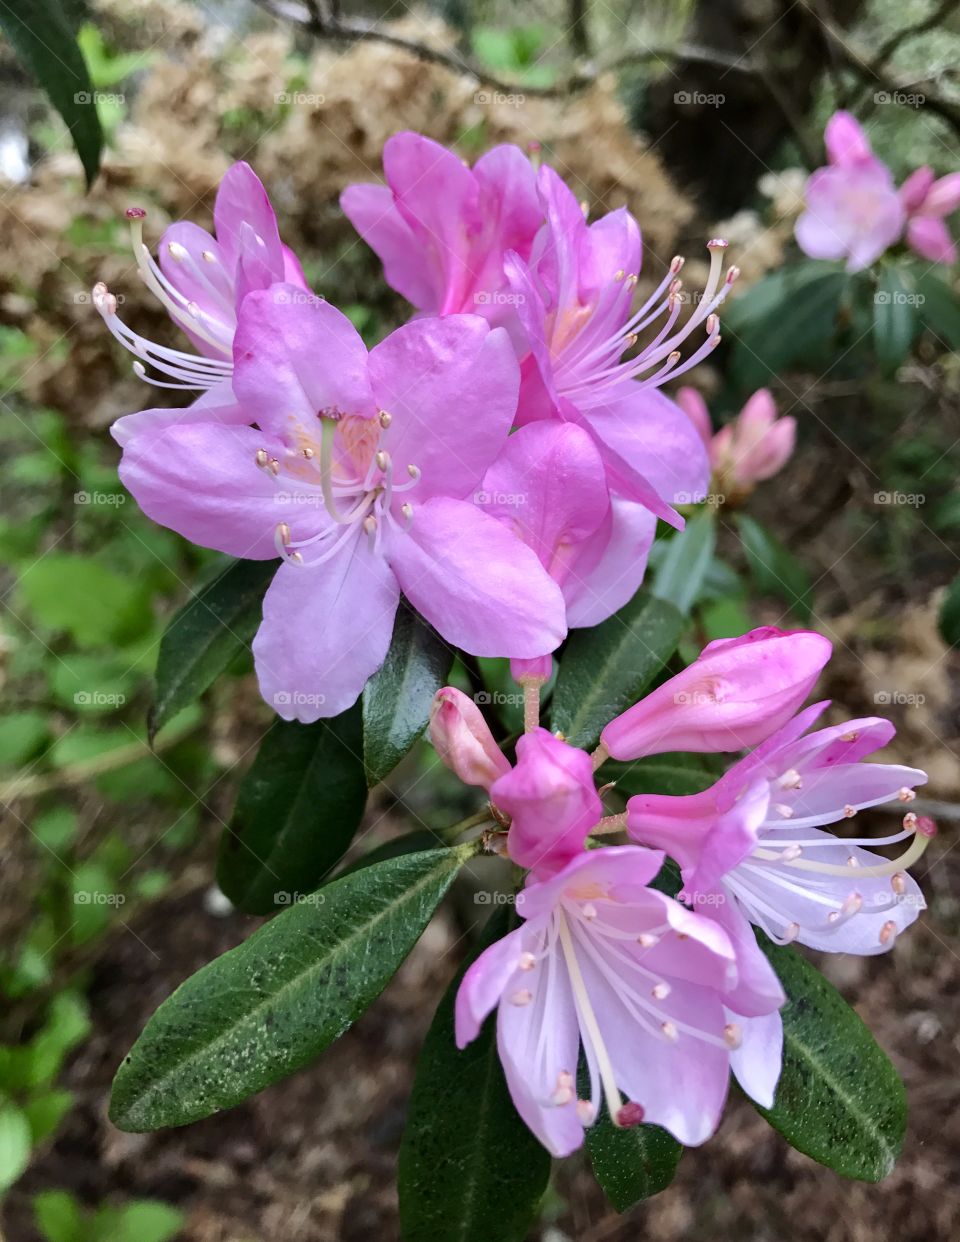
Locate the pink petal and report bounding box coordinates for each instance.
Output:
[824,111,874,166]
[601,628,833,760]
[728,1008,783,1108]
[253,528,400,721]
[429,686,510,790]
[213,161,284,276]
[907,215,957,265]
[899,166,936,213]
[454,924,528,1046]
[368,315,519,503]
[118,421,287,559]
[340,182,438,310]
[562,498,656,629]
[707,887,786,1018]
[761,760,927,830]
[233,285,375,436]
[157,220,234,355]
[923,172,960,217]
[110,379,247,448]
[386,497,566,659]
[675,386,713,447]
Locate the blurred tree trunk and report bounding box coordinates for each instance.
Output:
[644,0,867,213]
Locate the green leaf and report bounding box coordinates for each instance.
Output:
[23,1090,74,1144]
[91,1201,184,1242]
[0,0,103,186]
[599,752,722,798]
[585,1107,681,1210]
[0,711,49,768]
[149,558,274,741]
[18,554,150,646]
[110,846,472,1131]
[725,263,847,388]
[362,601,453,786]
[652,510,717,615]
[873,267,918,375]
[737,513,813,621]
[33,1189,85,1242]
[0,1101,32,1191]
[915,268,960,353]
[217,707,367,915]
[939,572,960,647]
[398,907,551,1242]
[551,590,683,750]
[756,934,906,1181]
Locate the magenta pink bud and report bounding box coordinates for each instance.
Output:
[429,687,510,790]
[491,728,602,877]
[899,166,936,214]
[600,627,833,760]
[716,390,795,491]
[923,172,960,218]
[675,386,713,449]
[824,111,873,167]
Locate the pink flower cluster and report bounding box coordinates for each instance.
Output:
[430,628,931,1156]
[94,136,741,720]
[796,110,960,271]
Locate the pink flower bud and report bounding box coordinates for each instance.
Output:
[824,111,874,167]
[899,166,936,214]
[429,687,510,790]
[491,728,603,877]
[923,172,960,217]
[676,386,713,449]
[600,627,833,760]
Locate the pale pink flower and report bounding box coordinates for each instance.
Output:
[117,289,566,720]
[627,701,931,953]
[795,111,905,272]
[455,847,785,1155]
[900,166,960,265]
[677,387,796,499]
[600,627,832,761]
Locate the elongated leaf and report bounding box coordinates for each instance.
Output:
[362,600,453,786]
[399,907,551,1242]
[149,558,274,741]
[585,1108,681,1211]
[551,590,683,750]
[938,571,960,647]
[737,514,812,621]
[873,266,918,375]
[756,934,906,1180]
[915,268,960,353]
[652,510,717,615]
[217,707,367,914]
[0,0,103,186]
[599,752,722,798]
[111,846,472,1131]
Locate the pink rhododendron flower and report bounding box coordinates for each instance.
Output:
[628,701,930,953]
[503,166,715,527]
[900,166,960,264]
[795,111,905,271]
[600,627,832,761]
[455,847,785,1155]
[490,728,603,879]
[94,163,309,445]
[340,131,541,332]
[118,289,566,720]
[677,387,796,499]
[429,687,511,790]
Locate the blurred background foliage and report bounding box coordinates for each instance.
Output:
[0,1,959,1239]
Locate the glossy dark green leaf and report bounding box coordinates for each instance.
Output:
[873,266,918,375]
[938,572,960,647]
[915,268,960,353]
[599,752,723,798]
[652,510,717,615]
[737,513,813,621]
[725,263,847,388]
[217,707,367,915]
[0,0,103,187]
[551,590,683,750]
[756,934,906,1181]
[111,846,472,1132]
[149,558,274,742]
[362,600,453,786]
[585,1107,682,1211]
[398,906,551,1242]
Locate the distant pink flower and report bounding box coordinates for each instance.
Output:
[117,289,566,721]
[340,131,541,333]
[600,627,832,761]
[95,162,309,445]
[504,166,716,528]
[628,701,931,953]
[900,166,960,264]
[491,728,603,878]
[455,846,785,1155]
[795,111,905,272]
[677,387,796,499]
[429,687,510,790]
